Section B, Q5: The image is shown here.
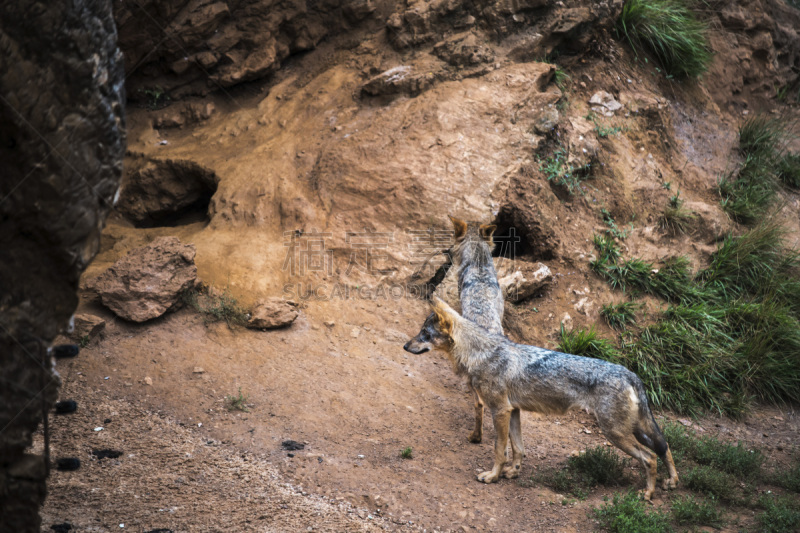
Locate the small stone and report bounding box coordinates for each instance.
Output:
[350,327,360,339]
[247,298,299,329]
[560,312,573,332]
[144,376,153,386]
[193,367,205,374]
[324,320,335,327]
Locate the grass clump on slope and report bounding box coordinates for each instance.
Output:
[617,0,711,78]
[577,218,800,417]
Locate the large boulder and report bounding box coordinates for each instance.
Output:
[92,237,198,322]
[247,298,300,330]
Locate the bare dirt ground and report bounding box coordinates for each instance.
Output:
[39,294,800,532]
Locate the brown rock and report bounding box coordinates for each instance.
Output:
[71,314,106,340]
[498,262,553,303]
[247,298,299,329]
[92,237,198,322]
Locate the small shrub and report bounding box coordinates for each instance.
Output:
[739,115,788,158]
[225,387,250,412]
[683,466,738,502]
[568,446,628,486]
[660,422,694,464]
[670,495,724,527]
[400,446,413,459]
[593,491,674,533]
[757,495,800,533]
[601,301,640,330]
[138,86,170,110]
[617,0,712,79]
[601,209,632,240]
[533,467,589,499]
[183,287,249,327]
[79,335,90,348]
[693,436,764,479]
[554,68,571,91]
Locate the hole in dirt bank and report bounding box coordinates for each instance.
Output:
[116,157,218,228]
[491,204,558,262]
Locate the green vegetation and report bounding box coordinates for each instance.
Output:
[720,115,799,222]
[600,301,640,330]
[683,466,738,502]
[183,286,249,327]
[554,68,571,92]
[617,0,712,78]
[587,112,624,138]
[534,446,627,498]
[588,217,800,416]
[757,495,800,533]
[400,446,413,459]
[659,191,696,235]
[138,86,170,110]
[593,491,673,533]
[558,325,621,363]
[774,456,800,493]
[601,209,633,240]
[670,495,724,528]
[225,387,250,412]
[79,335,90,348]
[538,147,592,195]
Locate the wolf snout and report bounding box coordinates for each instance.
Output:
[403,340,429,354]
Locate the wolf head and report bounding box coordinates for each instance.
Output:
[448,215,497,268]
[403,297,458,354]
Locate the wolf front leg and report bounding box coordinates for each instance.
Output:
[477,407,511,483]
[467,381,484,443]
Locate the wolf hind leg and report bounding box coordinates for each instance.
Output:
[467,381,484,444]
[662,447,679,490]
[605,429,658,500]
[477,407,511,484]
[502,408,524,478]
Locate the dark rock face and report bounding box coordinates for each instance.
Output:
[0,1,126,531]
[115,0,376,96]
[92,237,198,322]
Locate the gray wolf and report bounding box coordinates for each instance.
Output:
[403,298,679,500]
[447,216,505,444]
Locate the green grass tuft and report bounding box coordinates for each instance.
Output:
[670,495,725,527]
[568,446,629,486]
[777,153,800,189]
[659,192,696,235]
[773,456,800,493]
[617,0,712,79]
[757,494,800,533]
[400,446,413,459]
[601,301,640,330]
[538,147,592,195]
[558,325,622,363]
[593,491,674,533]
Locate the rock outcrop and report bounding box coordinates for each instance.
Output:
[0,1,126,530]
[93,237,198,322]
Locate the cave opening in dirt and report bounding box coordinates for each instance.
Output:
[491,207,535,261]
[116,158,218,228]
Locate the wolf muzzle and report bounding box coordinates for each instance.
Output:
[403,340,429,354]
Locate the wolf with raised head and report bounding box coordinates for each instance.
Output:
[446,216,505,444]
[404,298,679,500]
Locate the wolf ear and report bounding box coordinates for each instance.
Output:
[479,224,497,243]
[429,296,455,336]
[449,215,468,241]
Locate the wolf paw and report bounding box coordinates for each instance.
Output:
[501,464,520,479]
[467,431,482,444]
[638,489,654,502]
[477,470,499,483]
[662,477,679,490]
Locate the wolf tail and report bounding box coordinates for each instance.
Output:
[631,379,669,459]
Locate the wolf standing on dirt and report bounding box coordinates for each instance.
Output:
[404,297,679,500]
[446,216,506,445]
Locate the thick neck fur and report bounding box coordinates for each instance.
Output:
[453,234,493,272]
[444,316,502,374]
